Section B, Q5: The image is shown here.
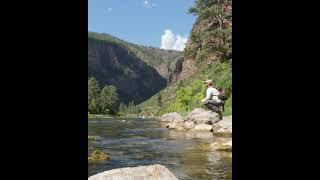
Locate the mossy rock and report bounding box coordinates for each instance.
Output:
[210,141,232,152]
[88,149,110,161]
[88,136,97,143]
[212,131,232,138]
[198,141,211,151]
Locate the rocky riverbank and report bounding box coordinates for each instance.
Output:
[88,164,178,180]
[159,108,232,152]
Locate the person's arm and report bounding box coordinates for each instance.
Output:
[201,89,211,102]
[211,88,220,96]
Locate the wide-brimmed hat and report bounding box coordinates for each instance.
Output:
[204,79,213,84]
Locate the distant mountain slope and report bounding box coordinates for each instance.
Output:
[88,32,183,104]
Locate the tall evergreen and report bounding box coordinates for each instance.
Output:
[100,85,119,114]
[88,77,101,114]
[157,93,162,107]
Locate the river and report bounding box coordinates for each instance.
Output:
[88,118,232,180]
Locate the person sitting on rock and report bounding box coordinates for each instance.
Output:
[201,79,223,118]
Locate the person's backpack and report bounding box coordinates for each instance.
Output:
[217,88,228,101]
[217,88,228,112]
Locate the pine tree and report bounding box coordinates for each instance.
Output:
[128,101,134,114]
[119,102,125,113]
[157,93,162,107]
[88,77,101,114]
[100,85,119,114]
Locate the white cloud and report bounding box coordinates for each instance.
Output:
[160,29,188,51]
[107,7,112,12]
[143,0,156,8]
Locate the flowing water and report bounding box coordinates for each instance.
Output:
[88,118,232,180]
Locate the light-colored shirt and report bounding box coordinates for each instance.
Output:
[201,87,221,103]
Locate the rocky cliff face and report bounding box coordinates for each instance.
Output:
[88,36,166,103]
[176,0,232,82]
[127,46,185,86]
[88,32,184,103]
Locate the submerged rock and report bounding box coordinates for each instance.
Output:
[185,108,220,124]
[210,141,232,152]
[88,149,110,161]
[159,112,183,123]
[168,130,215,139]
[192,124,213,131]
[166,121,185,130]
[212,115,232,137]
[198,141,211,151]
[88,164,178,180]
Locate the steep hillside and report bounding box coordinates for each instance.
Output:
[88,32,183,104]
[139,0,232,116]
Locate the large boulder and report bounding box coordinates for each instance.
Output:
[212,115,232,137]
[185,108,221,124]
[192,124,213,132]
[183,120,196,130]
[159,112,183,123]
[88,164,178,180]
[166,121,185,130]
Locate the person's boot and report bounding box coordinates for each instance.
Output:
[211,106,220,113]
[218,111,223,120]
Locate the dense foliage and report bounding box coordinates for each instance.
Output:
[186,0,232,64]
[118,101,141,116]
[88,77,119,115]
[169,63,231,115]
[139,63,232,116]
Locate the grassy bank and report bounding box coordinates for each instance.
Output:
[88,113,152,119]
[139,62,232,117]
[88,114,114,119]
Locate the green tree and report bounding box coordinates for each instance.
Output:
[119,102,126,113]
[157,93,162,107]
[100,85,119,114]
[128,101,134,114]
[88,77,100,114]
[187,0,232,63]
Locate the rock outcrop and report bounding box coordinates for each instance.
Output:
[88,164,178,180]
[183,120,196,130]
[185,108,221,124]
[212,115,232,137]
[163,108,221,131]
[161,109,232,137]
[159,112,183,123]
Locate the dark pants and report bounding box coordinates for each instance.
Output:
[203,100,224,119]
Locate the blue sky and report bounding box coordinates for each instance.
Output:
[88,0,197,50]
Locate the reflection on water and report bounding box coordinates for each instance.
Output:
[88,118,232,180]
